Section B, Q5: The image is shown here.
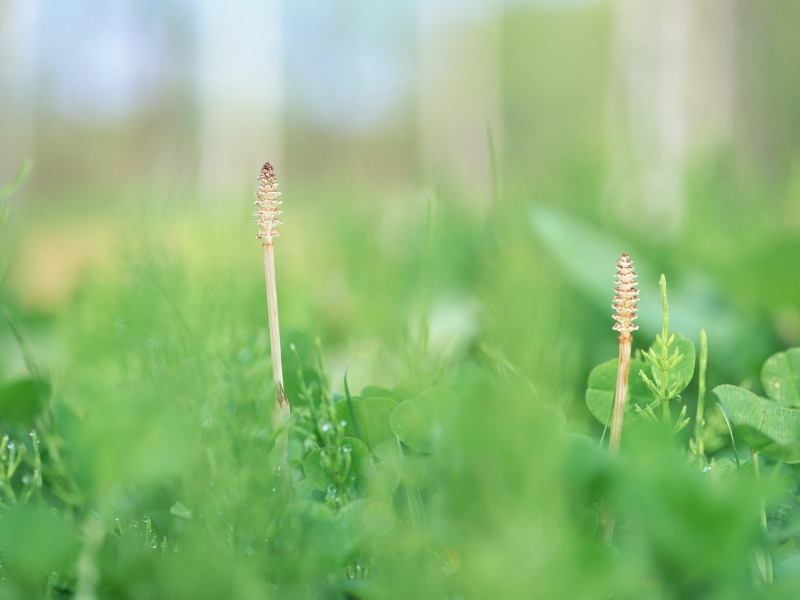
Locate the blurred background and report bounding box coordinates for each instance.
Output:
[4,2,800,597]
[2,0,800,406]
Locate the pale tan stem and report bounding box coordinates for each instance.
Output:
[263,242,290,466]
[601,335,632,543]
[609,337,632,455]
[263,242,283,388]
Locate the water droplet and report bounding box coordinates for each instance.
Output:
[320,422,331,433]
[7,442,14,450]
[150,536,158,549]
[702,465,711,473]
[202,419,211,428]
[245,545,255,556]
[29,429,35,438]
[340,420,347,427]
[342,443,352,454]
[51,508,57,515]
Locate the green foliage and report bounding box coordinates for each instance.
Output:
[637,276,695,429]
[585,357,650,425]
[712,347,800,466]
[530,206,771,377]
[334,396,397,449]
[389,388,456,453]
[715,380,800,464]
[303,436,370,491]
[0,379,49,429]
[639,332,696,406]
[4,168,800,597]
[586,275,694,433]
[581,261,800,590]
[762,348,800,406]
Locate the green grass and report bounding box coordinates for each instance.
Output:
[3,161,800,599]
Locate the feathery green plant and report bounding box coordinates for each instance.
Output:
[637,275,691,432]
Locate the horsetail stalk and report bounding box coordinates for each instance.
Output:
[609,253,639,455]
[254,162,290,466]
[602,253,639,544]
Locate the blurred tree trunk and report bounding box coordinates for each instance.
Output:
[611,0,690,237]
[610,0,736,237]
[0,0,40,177]
[196,0,283,201]
[416,0,503,208]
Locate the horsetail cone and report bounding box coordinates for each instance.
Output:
[612,254,639,341]
[254,162,283,243]
[255,163,289,465]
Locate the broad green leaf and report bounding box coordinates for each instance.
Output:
[335,499,370,549]
[713,385,763,429]
[303,437,371,490]
[358,461,400,502]
[761,408,800,463]
[0,378,49,428]
[361,502,395,536]
[762,348,800,406]
[372,438,400,462]
[361,386,404,403]
[705,458,738,481]
[767,490,800,536]
[293,478,318,501]
[585,358,650,426]
[714,385,800,463]
[0,506,77,579]
[713,385,769,450]
[334,396,398,448]
[400,456,432,488]
[390,388,456,453]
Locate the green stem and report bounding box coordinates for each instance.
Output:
[752,451,774,585]
[659,275,669,341]
[695,330,708,457]
[658,275,671,424]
